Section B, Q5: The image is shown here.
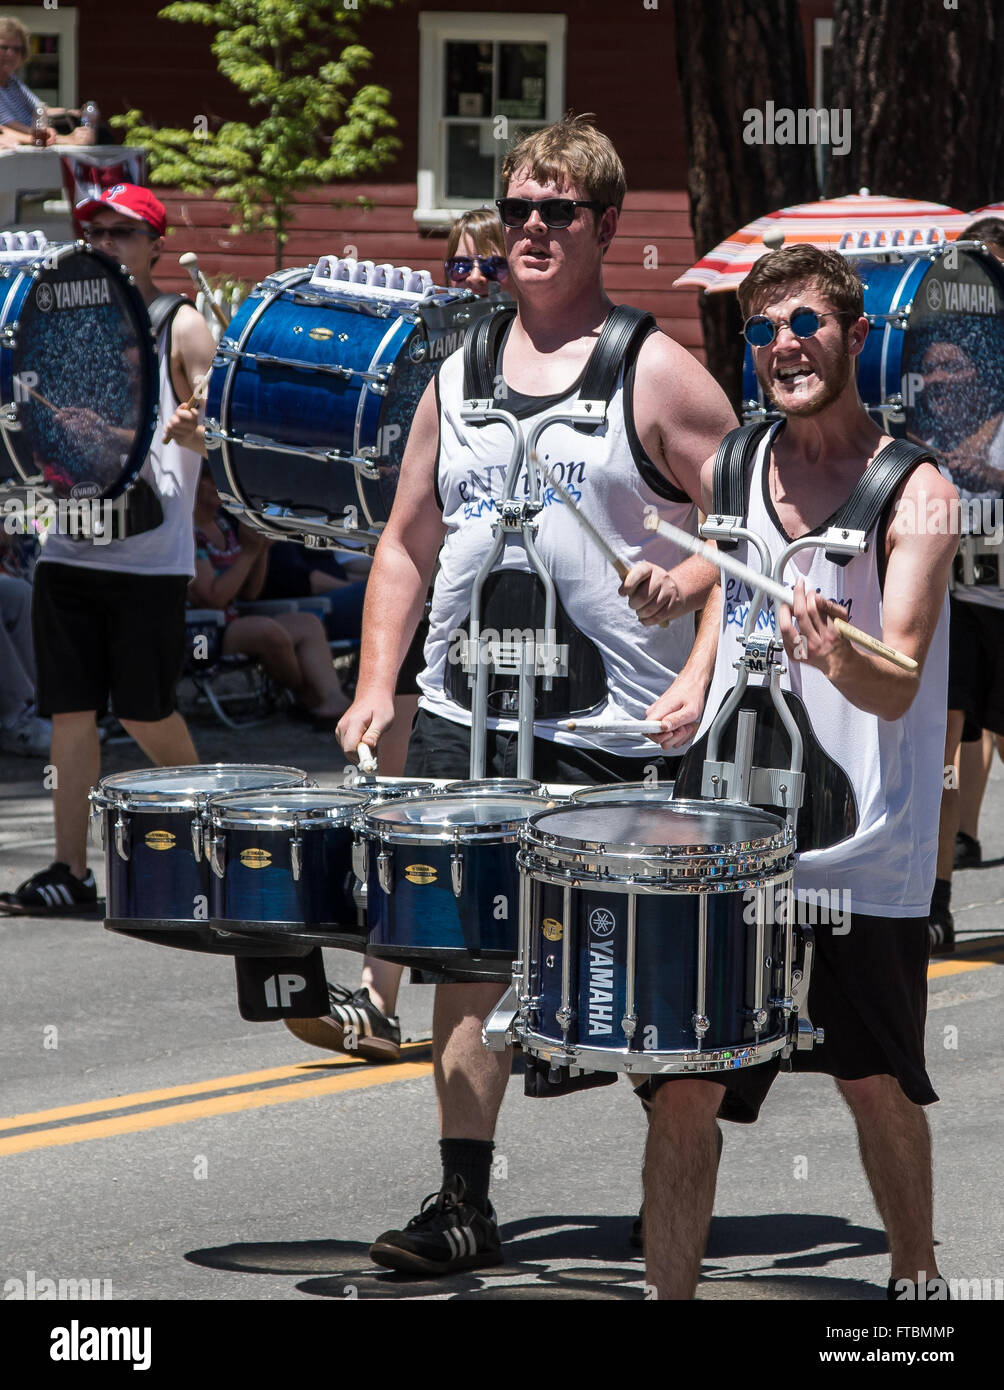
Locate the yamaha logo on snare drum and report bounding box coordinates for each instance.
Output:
[404,864,437,884]
[145,830,175,851]
[240,848,272,869]
[589,907,616,938]
[542,917,563,941]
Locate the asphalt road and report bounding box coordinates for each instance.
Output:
[2,709,1002,1311]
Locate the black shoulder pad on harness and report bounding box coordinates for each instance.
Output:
[576,304,656,409]
[462,304,517,401]
[824,438,937,565]
[147,291,189,339]
[711,421,774,547]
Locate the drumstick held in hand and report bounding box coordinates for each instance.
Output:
[162,372,209,444]
[642,510,917,673]
[179,252,228,330]
[529,452,669,628]
[357,743,378,774]
[26,384,58,412]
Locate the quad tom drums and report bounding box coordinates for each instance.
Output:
[488,799,803,1074]
[205,256,502,549]
[90,764,312,953]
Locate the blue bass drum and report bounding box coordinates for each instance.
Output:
[742,245,1004,504]
[206,787,373,950]
[90,764,313,954]
[0,241,158,499]
[205,258,503,548]
[515,800,797,1075]
[362,789,562,980]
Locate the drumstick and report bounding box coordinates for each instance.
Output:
[356,743,378,774]
[530,452,669,628]
[563,719,667,735]
[162,372,209,443]
[179,252,229,330]
[642,510,918,673]
[26,384,58,412]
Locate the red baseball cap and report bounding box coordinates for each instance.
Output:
[74,183,168,237]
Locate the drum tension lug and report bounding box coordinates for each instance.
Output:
[209,832,225,880]
[191,816,203,862]
[377,849,394,895]
[450,832,463,896]
[290,831,303,882]
[114,813,130,863]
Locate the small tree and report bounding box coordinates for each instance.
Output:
[114,0,400,268]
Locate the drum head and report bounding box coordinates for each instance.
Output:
[444,778,542,794]
[208,787,370,825]
[8,245,158,499]
[98,764,309,805]
[571,781,675,803]
[365,792,546,837]
[527,798,788,854]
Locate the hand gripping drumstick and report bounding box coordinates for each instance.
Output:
[641,510,917,672]
[530,453,669,628]
[162,372,209,443]
[356,743,378,774]
[178,252,229,331]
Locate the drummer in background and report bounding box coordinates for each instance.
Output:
[928,216,1004,950]
[336,116,735,1275]
[0,185,215,916]
[284,209,513,1063]
[646,245,955,1300]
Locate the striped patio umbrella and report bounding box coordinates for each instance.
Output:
[968,203,1004,218]
[674,191,971,294]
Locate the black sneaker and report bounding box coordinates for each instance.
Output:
[283,983,400,1061]
[929,905,955,956]
[369,1176,503,1276]
[954,832,982,870]
[0,862,98,917]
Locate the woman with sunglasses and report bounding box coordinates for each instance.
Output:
[0,15,95,147]
[443,208,509,299]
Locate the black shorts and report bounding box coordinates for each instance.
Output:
[948,596,1004,737]
[33,563,190,722]
[404,708,681,985]
[638,912,937,1123]
[396,612,430,697]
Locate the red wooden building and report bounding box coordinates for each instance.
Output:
[45,0,836,356]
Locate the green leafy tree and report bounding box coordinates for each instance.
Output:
[114,0,400,268]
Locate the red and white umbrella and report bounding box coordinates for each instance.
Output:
[968,203,1004,219]
[674,191,972,294]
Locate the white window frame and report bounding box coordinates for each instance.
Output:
[813,17,833,193]
[7,5,78,108]
[416,12,566,229]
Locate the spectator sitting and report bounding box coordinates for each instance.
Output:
[189,467,350,727]
[259,540,367,643]
[0,16,97,147]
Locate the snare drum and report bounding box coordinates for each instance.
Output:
[514,799,796,1074]
[362,788,561,979]
[205,260,500,548]
[90,764,313,953]
[0,242,158,499]
[206,787,372,949]
[570,781,675,803]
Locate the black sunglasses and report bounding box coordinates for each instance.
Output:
[445,254,509,283]
[83,223,157,244]
[742,306,851,347]
[495,197,607,229]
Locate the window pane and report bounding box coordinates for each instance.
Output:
[497,43,546,121]
[445,41,493,119]
[446,123,495,200]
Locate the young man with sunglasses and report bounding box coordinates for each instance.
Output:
[336,115,736,1276]
[0,185,216,916]
[641,244,956,1299]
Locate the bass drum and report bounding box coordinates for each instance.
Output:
[205,260,502,549]
[742,245,1004,505]
[0,241,158,499]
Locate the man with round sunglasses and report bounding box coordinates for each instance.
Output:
[336,114,736,1277]
[643,244,956,1299]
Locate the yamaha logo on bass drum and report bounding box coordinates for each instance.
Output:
[37,278,113,312]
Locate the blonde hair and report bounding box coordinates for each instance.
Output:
[501,113,626,213]
[0,16,29,54]
[446,208,505,260]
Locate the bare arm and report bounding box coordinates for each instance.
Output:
[188,527,270,609]
[336,379,446,757]
[777,466,957,720]
[620,333,737,623]
[163,304,217,458]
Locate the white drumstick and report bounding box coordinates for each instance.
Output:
[179,251,228,330]
[642,510,918,673]
[356,743,378,774]
[563,719,667,735]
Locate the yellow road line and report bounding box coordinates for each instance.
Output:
[928,957,998,980]
[0,1042,430,1133]
[0,1060,433,1157]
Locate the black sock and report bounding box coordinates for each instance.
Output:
[440,1138,494,1210]
[931,877,951,913]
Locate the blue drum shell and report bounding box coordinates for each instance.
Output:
[365,837,519,972]
[210,820,357,943]
[531,880,786,1057]
[104,808,206,927]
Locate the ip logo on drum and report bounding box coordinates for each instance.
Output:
[589,907,616,938]
[35,283,55,312]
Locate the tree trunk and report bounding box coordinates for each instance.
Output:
[828,0,1004,210]
[674,0,818,408]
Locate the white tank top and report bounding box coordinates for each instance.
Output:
[695,423,948,916]
[39,311,201,577]
[418,335,700,757]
